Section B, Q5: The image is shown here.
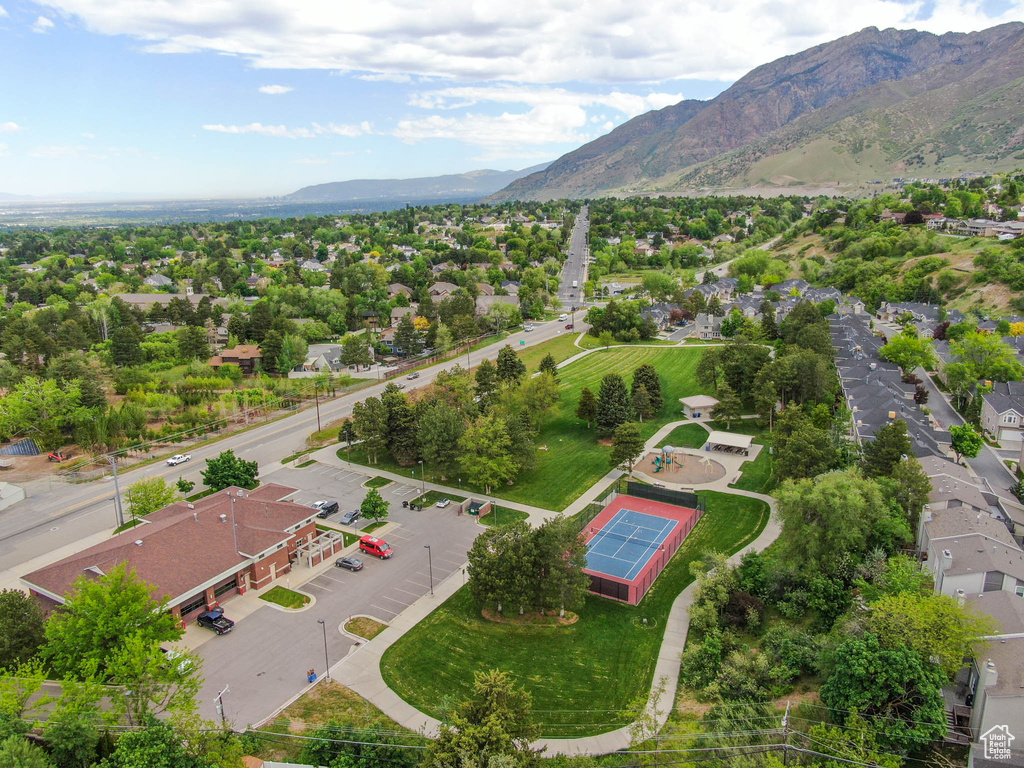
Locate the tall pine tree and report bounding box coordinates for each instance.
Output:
[596,374,632,437]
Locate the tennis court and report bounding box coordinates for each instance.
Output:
[585,509,678,581]
[582,493,704,604]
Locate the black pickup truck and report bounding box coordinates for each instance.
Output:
[196,608,234,635]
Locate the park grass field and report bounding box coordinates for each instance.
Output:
[380,490,770,738]
[730,436,778,494]
[342,346,710,511]
[514,332,584,374]
[658,423,709,449]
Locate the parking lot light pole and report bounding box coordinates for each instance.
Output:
[317,619,331,681]
[312,381,322,434]
[214,684,230,728]
[419,460,425,494]
[424,545,433,596]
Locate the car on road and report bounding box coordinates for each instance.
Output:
[565,323,575,330]
[334,556,364,572]
[196,608,234,635]
[435,497,451,508]
[524,323,534,331]
[558,314,568,321]
[407,371,420,380]
[311,500,339,518]
[339,509,361,526]
[166,454,191,466]
[359,535,393,559]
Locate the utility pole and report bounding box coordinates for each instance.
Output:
[782,700,791,767]
[313,380,322,433]
[214,684,230,729]
[105,455,125,527]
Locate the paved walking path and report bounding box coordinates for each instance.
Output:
[313,420,779,755]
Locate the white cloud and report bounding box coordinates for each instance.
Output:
[408,86,682,118]
[0,6,8,18]
[357,72,412,83]
[394,104,591,149]
[31,15,54,33]
[258,84,293,94]
[0,121,21,133]
[81,132,96,139]
[202,121,372,139]
[30,145,85,158]
[32,0,1024,83]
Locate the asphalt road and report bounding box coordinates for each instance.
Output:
[559,204,589,307]
[0,318,571,577]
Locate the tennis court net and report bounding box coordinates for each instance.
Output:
[590,527,666,549]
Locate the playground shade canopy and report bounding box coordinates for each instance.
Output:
[705,431,754,451]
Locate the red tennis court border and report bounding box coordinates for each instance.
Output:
[582,494,704,605]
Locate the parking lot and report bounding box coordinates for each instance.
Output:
[191,460,481,728]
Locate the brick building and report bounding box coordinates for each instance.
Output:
[209,344,263,376]
[22,484,321,625]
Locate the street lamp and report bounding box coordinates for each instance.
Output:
[316,619,331,681]
[492,500,498,526]
[419,460,425,495]
[424,545,433,596]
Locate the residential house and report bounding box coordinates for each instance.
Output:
[144,274,174,288]
[387,283,412,299]
[981,382,1024,445]
[209,345,263,376]
[695,313,722,340]
[391,306,416,326]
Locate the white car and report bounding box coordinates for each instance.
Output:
[524,323,534,331]
[558,314,568,321]
[166,454,191,466]
[435,498,452,508]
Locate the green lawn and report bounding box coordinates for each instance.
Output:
[514,333,583,374]
[342,347,710,511]
[479,506,530,527]
[730,437,778,494]
[658,423,709,449]
[365,476,393,489]
[259,586,310,610]
[577,334,677,349]
[380,491,769,738]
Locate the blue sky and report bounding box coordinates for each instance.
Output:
[0,0,1021,200]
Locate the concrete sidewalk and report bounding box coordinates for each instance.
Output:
[315,429,780,755]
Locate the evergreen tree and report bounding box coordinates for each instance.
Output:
[759,300,778,340]
[538,353,559,380]
[610,422,645,473]
[382,386,418,464]
[495,345,527,385]
[631,382,652,422]
[474,358,498,409]
[393,312,423,357]
[631,363,663,414]
[246,301,273,343]
[861,420,913,478]
[109,327,142,367]
[352,397,389,464]
[417,401,466,480]
[576,387,598,428]
[259,329,285,373]
[710,384,743,429]
[596,373,631,437]
[340,333,373,371]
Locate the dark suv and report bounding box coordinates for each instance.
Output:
[312,500,339,518]
[340,509,361,526]
[196,608,234,635]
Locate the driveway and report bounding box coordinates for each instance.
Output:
[191,468,481,728]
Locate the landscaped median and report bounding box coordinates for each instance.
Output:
[379,490,770,739]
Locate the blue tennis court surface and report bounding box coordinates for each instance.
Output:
[585,508,678,581]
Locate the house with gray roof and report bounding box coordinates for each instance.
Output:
[982,382,1024,446]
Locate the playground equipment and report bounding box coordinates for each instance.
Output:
[700,455,714,474]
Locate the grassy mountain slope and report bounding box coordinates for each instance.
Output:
[491,22,1024,201]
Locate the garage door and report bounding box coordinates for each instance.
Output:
[999,428,1023,444]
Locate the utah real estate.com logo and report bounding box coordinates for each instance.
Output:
[981,725,1015,760]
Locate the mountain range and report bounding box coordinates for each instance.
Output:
[286,163,550,203]
[490,22,1024,201]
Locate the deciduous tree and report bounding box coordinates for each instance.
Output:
[417,402,466,480]
[710,385,742,429]
[459,414,517,494]
[950,423,983,463]
[576,387,597,428]
[360,488,389,522]
[126,477,178,519]
[200,450,258,491]
[0,590,44,670]
[43,563,183,681]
